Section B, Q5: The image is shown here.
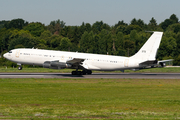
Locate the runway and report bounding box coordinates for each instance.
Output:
[0,72,180,79]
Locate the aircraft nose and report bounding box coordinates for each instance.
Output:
[3,53,8,59]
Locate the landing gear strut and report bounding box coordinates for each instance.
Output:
[71,70,92,75]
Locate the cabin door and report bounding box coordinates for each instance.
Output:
[15,50,20,58]
[124,59,129,67]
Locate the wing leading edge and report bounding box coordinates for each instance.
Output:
[66,58,85,65]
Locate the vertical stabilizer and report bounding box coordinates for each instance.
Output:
[130,32,163,61]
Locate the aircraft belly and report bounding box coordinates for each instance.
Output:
[84,61,124,70]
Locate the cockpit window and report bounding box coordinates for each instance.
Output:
[9,51,12,53]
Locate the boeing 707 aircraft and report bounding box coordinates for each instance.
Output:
[3,32,168,75]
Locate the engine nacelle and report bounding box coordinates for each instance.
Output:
[43,61,71,69]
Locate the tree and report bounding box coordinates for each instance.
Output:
[130,18,137,25]
[175,32,180,56]
[71,26,81,45]
[38,30,52,48]
[124,25,142,35]
[0,20,9,30]
[93,34,100,54]
[92,21,106,34]
[166,23,180,34]
[87,31,96,53]
[40,30,51,39]
[114,20,127,28]
[170,14,179,23]
[0,29,13,52]
[47,25,55,34]
[79,31,90,52]
[157,36,177,59]
[131,18,145,29]
[36,39,47,49]
[60,26,73,38]
[24,22,46,37]
[115,32,124,49]
[124,40,135,56]
[129,30,139,54]
[130,30,138,41]
[85,23,92,32]
[174,24,180,34]
[50,35,62,49]
[160,15,178,31]
[79,22,86,35]
[79,31,98,53]
[47,19,66,34]
[173,54,180,65]
[98,29,112,54]
[161,19,175,31]
[137,19,146,28]
[148,17,157,30]
[115,32,126,56]
[116,25,127,34]
[8,36,36,50]
[54,23,61,35]
[4,18,28,29]
[59,37,71,51]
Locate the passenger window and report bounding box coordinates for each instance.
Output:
[9,51,12,53]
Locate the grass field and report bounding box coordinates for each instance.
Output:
[1,78,180,119]
[1,66,180,73]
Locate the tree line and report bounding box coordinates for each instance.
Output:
[1,14,180,67]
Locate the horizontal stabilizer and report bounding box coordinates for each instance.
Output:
[158,59,173,67]
[158,59,173,63]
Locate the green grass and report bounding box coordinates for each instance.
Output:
[1,66,180,73]
[1,78,180,119]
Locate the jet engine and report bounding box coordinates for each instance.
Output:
[43,61,71,69]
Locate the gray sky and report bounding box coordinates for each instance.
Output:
[0,0,179,26]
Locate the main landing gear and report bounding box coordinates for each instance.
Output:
[71,70,92,75]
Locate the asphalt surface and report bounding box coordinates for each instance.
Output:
[0,72,180,79]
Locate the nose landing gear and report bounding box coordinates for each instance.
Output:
[18,66,22,70]
[17,63,22,70]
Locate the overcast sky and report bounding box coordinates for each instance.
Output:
[0,0,179,26]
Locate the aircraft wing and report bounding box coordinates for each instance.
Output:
[43,58,85,69]
[66,58,85,65]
